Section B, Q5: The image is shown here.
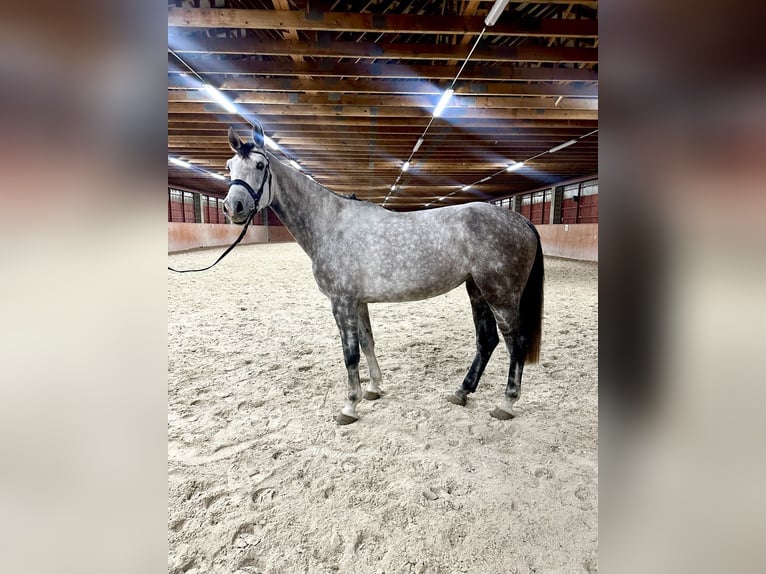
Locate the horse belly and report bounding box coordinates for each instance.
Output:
[360,260,468,303]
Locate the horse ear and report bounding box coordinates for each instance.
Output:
[228,126,243,152]
[252,120,265,150]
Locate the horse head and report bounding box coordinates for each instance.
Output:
[223,121,273,224]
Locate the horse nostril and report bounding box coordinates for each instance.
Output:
[236,201,244,213]
[223,203,230,216]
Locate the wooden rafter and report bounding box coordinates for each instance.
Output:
[168,101,598,120]
[167,2,598,208]
[168,59,598,82]
[169,37,598,63]
[168,8,597,38]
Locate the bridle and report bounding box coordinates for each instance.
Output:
[168,156,272,274]
[228,152,273,217]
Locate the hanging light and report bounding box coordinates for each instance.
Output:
[485,0,510,26]
[402,161,410,172]
[433,88,454,118]
[413,137,424,153]
[548,139,577,153]
[203,84,237,113]
[169,157,191,168]
[506,161,525,172]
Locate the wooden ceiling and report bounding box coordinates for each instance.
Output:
[168,0,598,210]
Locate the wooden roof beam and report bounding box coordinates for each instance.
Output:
[169,76,597,97]
[168,90,597,110]
[168,8,597,39]
[168,59,597,82]
[168,101,598,120]
[168,114,597,128]
[169,37,598,64]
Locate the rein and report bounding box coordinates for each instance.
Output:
[168,165,271,274]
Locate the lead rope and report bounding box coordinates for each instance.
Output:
[168,165,270,274]
[167,209,255,273]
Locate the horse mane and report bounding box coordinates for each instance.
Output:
[268,152,370,205]
[236,142,257,159]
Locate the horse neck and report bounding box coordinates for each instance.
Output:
[267,156,342,257]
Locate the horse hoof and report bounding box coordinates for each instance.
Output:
[489,407,515,420]
[446,393,467,407]
[364,390,382,401]
[334,413,358,425]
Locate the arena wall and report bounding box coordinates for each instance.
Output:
[536,223,598,261]
[168,222,293,253]
[168,222,597,261]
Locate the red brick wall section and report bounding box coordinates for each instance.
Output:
[536,224,598,262]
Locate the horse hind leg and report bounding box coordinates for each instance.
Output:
[358,303,384,401]
[489,306,527,420]
[447,278,499,407]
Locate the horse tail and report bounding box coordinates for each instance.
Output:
[520,222,544,364]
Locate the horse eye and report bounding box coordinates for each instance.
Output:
[256,162,264,170]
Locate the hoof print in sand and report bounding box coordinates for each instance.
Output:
[251,487,277,506]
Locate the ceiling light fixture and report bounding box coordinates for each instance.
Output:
[169,157,191,168]
[169,50,315,187]
[554,95,563,107]
[484,0,510,26]
[548,139,577,153]
[413,138,424,153]
[506,161,525,172]
[402,161,410,172]
[203,84,237,113]
[433,88,454,118]
[461,185,472,191]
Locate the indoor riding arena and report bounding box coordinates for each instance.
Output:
[168,2,598,573]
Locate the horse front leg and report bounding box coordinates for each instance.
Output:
[358,303,384,400]
[331,298,362,425]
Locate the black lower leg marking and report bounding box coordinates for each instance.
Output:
[332,298,363,423]
[489,305,527,420]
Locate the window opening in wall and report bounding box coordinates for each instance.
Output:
[581,179,598,196]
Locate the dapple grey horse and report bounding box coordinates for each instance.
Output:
[223,122,544,425]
